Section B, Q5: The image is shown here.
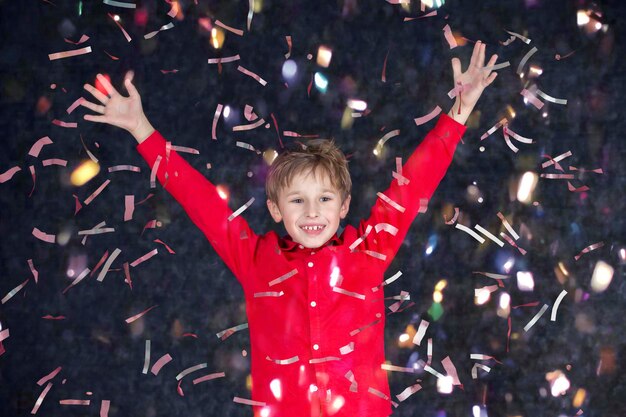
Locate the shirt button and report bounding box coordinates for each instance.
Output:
[311,251,316,255]
[310,301,317,307]
[313,344,319,350]
[299,245,304,249]
[308,262,314,267]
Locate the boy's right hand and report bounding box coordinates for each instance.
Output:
[81,74,154,143]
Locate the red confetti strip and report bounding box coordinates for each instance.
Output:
[237,65,267,86]
[84,180,111,205]
[42,315,66,320]
[27,259,39,283]
[64,34,90,45]
[28,136,53,157]
[31,382,53,414]
[123,262,132,289]
[73,194,83,215]
[0,166,21,183]
[37,366,62,386]
[567,182,590,193]
[52,119,77,128]
[500,233,527,255]
[100,400,110,417]
[126,305,159,324]
[104,50,119,60]
[150,353,172,375]
[512,301,540,309]
[62,268,91,294]
[108,13,132,42]
[574,241,604,261]
[182,333,198,338]
[154,239,176,254]
[506,317,511,352]
[59,399,90,406]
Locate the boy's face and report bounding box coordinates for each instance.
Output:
[267,169,351,249]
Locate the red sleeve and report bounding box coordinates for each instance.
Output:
[136,131,259,285]
[355,114,466,267]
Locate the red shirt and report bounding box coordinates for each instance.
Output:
[137,115,465,417]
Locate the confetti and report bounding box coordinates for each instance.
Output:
[142,340,151,374]
[100,400,110,417]
[412,319,429,346]
[108,13,132,42]
[237,65,267,86]
[215,20,244,36]
[567,182,590,193]
[376,192,405,213]
[349,318,380,336]
[233,397,266,407]
[41,159,67,166]
[339,342,355,355]
[78,226,115,235]
[130,248,158,267]
[32,227,55,243]
[504,29,531,44]
[374,129,401,152]
[551,290,567,321]
[424,364,445,379]
[193,372,226,384]
[504,125,533,144]
[471,363,491,379]
[374,223,398,235]
[170,145,200,154]
[381,49,389,82]
[153,239,175,254]
[37,366,62,386]
[266,355,300,365]
[345,370,358,392]
[520,88,544,109]
[31,382,53,414]
[207,55,241,64]
[151,353,173,375]
[59,399,90,406]
[96,248,121,282]
[64,34,90,45]
[332,287,366,300]
[349,224,373,251]
[500,233,527,255]
[62,268,91,294]
[48,46,92,60]
[216,323,248,340]
[381,363,417,373]
[455,224,485,244]
[517,46,538,75]
[497,212,520,240]
[473,271,510,280]
[523,304,549,331]
[542,151,572,169]
[0,166,21,183]
[480,118,507,140]
[414,106,442,126]
[52,119,78,128]
[483,61,511,71]
[444,207,460,225]
[361,250,387,261]
[474,224,504,247]
[442,25,457,49]
[29,136,53,157]
[500,35,516,46]
[150,155,162,189]
[103,0,136,8]
[574,242,604,261]
[27,259,39,283]
[211,104,223,140]
[66,97,84,114]
[253,291,284,298]
[124,195,134,221]
[175,363,208,381]
[396,382,422,401]
[540,173,575,179]
[0,329,8,346]
[441,356,461,386]
[227,197,255,222]
[144,22,175,39]
[233,118,265,131]
[569,166,603,174]
[236,141,261,154]
[536,89,567,105]
[268,268,298,286]
[126,305,159,324]
[368,386,391,402]
[372,270,402,292]
[84,179,111,205]
[470,353,501,363]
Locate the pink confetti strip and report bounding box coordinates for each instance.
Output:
[332,287,366,300]
[37,366,62,386]
[504,126,533,144]
[345,370,358,392]
[442,24,457,49]
[471,363,491,379]
[542,151,572,169]
[64,34,90,45]
[0,166,21,183]
[233,397,266,407]
[253,291,284,298]
[215,20,244,36]
[473,271,510,280]
[500,233,527,255]
[376,129,401,148]
[362,250,387,261]
[126,305,159,324]
[550,290,568,321]
[48,46,92,60]
[523,304,549,331]
[349,224,372,251]
[62,268,91,294]
[497,212,520,240]
[266,355,300,365]
[374,223,398,235]
[233,118,265,131]
[193,372,226,384]
[368,386,391,401]
[414,106,442,126]
[413,319,429,345]
[84,179,111,205]
[339,342,355,355]
[150,155,161,188]
[455,224,485,244]
[124,195,134,221]
[28,165,36,197]
[441,356,461,385]
[108,165,141,173]
[381,364,417,373]
[237,65,267,86]
[268,268,298,286]
[66,97,84,114]
[520,88,544,109]
[29,136,53,157]
[27,259,39,283]
[536,89,567,105]
[216,323,248,340]
[144,22,174,40]
[569,166,603,174]
[284,36,292,58]
[175,363,208,381]
[78,226,115,236]
[444,207,460,225]
[228,197,255,221]
[470,353,501,363]
[42,315,66,320]
[372,271,402,292]
[160,69,179,74]
[236,141,261,154]
[211,104,223,140]
[567,182,590,192]
[0,329,9,345]
[142,340,151,374]
[31,382,53,414]
[154,239,175,254]
[100,400,110,417]
[33,227,57,243]
[418,198,428,214]
[41,159,67,166]
[60,399,90,406]
[392,171,410,185]
[541,173,575,179]
[207,55,241,64]
[504,29,531,44]
[447,82,467,99]
[151,353,173,375]
[376,192,405,213]
[52,119,78,128]
[480,118,508,140]
[170,145,200,154]
[244,105,257,121]
[396,382,422,401]
[574,242,604,261]
[517,46,538,75]
[130,248,158,267]
[73,194,83,215]
[103,0,136,8]
[97,248,121,282]
[349,318,380,336]
[474,224,504,247]
[108,13,132,42]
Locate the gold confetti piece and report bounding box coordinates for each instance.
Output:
[48,46,92,61]
[442,24,457,49]
[309,356,340,364]
[497,212,520,240]
[574,242,604,261]
[414,106,442,126]
[520,88,544,109]
[550,290,567,321]
[237,65,267,86]
[208,55,241,64]
[504,29,531,44]
[215,20,244,36]
[266,355,299,365]
[523,304,549,331]
[474,224,504,247]
[376,192,405,213]
[517,46,538,75]
[332,286,366,300]
[480,118,508,140]
[100,400,110,417]
[412,319,429,346]
[193,372,226,385]
[253,291,284,298]
[175,363,208,381]
[142,340,151,374]
[28,136,53,157]
[126,305,159,324]
[536,89,567,105]
[0,166,21,183]
[144,22,174,40]
[455,224,485,243]
[471,363,491,379]
[103,0,136,8]
[216,323,248,340]
[396,382,422,401]
[233,118,265,131]
[233,397,266,407]
[2,279,29,304]
[31,382,53,414]
[150,353,173,375]
[268,268,298,286]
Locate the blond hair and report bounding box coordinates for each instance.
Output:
[266,139,351,203]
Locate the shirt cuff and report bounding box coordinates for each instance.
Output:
[433,113,467,149]
[136,130,166,163]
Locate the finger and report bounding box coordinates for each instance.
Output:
[83,114,109,123]
[124,78,140,99]
[84,83,109,104]
[485,72,498,87]
[80,99,106,114]
[482,54,498,77]
[97,73,119,97]
[469,40,481,68]
[451,57,462,80]
[478,42,486,68]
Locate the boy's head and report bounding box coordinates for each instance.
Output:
[266,139,352,248]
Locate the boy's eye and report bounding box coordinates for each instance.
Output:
[321,197,332,202]
[291,198,303,204]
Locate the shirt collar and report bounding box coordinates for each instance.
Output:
[279,233,342,252]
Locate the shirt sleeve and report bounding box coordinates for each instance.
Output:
[355,114,466,268]
[136,130,259,284]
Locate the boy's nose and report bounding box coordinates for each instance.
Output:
[305,203,319,217]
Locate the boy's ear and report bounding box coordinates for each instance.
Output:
[340,195,351,219]
[266,199,283,223]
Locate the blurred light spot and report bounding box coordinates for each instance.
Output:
[529,65,543,77]
[497,292,510,318]
[211,28,225,49]
[309,384,318,392]
[573,388,586,408]
[398,333,410,343]
[113,14,120,22]
[314,72,328,93]
[329,267,341,287]
[517,172,538,204]
[433,290,443,303]
[477,197,484,203]
[329,396,345,413]
[260,407,270,417]
[347,99,367,111]
[506,105,516,119]
[263,149,278,166]
[428,302,443,321]
[436,375,454,394]
[223,105,231,119]
[316,45,332,67]
[516,271,534,291]
[475,288,491,305]
[619,248,626,262]
[503,257,515,273]
[57,229,71,246]
[479,146,485,152]
[435,279,447,292]
[282,60,297,81]
[425,234,437,256]
[36,96,52,115]
[591,261,613,293]
[270,378,282,400]
[216,185,229,200]
[253,0,263,12]
[242,349,247,357]
[546,370,570,396]
[198,17,212,32]
[71,160,100,186]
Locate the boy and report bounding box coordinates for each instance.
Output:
[81,42,497,417]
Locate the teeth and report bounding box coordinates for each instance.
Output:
[302,225,324,231]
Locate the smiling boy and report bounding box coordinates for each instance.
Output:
[82,42,497,417]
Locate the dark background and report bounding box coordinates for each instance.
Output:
[0,0,624,416]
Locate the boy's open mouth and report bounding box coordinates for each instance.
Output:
[300,225,326,234]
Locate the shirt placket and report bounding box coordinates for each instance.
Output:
[305,253,326,396]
